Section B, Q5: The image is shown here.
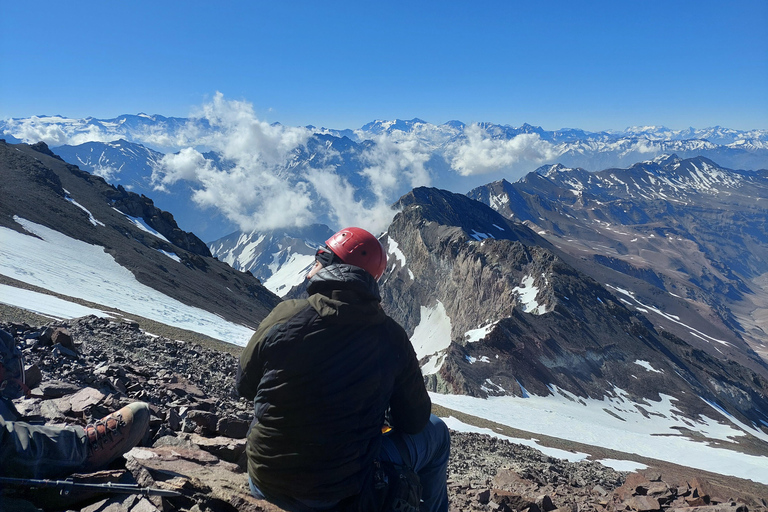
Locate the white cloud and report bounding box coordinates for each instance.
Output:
[189,92,311,166]
[305,167,398,234]
[149,93,426,234]
[8,118,71,146]
[152,147,214,187]
[446,124,558,175]
[4,117,116,146]
[360,132,433,200]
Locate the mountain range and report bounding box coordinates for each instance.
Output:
[1,119,768,484]
[2,114,767,242]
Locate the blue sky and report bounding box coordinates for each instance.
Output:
[2,0,766,131]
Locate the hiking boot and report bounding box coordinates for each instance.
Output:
[82,401,150,471]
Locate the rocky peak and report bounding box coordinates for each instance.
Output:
[380,186,768,432]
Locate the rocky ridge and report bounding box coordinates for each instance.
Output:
[1,316,766,512]
[379,187,768,432]
[466,156,768,363]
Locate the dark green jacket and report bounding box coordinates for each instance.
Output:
[237,264,431,502]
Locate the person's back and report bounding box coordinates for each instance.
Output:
[237,227,449,512]
[238,263,430,501]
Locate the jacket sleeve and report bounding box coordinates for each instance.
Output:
[387,321,432,435]
[236,300,301,400]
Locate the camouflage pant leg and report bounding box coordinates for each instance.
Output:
[0,411,89,478]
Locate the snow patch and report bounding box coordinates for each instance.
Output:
[513,275,549,315]
[263,253,315,296]
[431,385,768,484]
[387,237,407,266]
[0,284,112,319]
[465,321,498,342]
[410,301,452,361]
[595,459,648,472]
[607,285,730,346]
[65,195,104,227]
[112,208,170,242]
[0,218,254,344]
[470,229,494,241]
[634,360,663,373]
[156,249,181,262]
[442,416,589,462]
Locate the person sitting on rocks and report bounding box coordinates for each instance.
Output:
[0,328,151,479]
[237,227,450,512]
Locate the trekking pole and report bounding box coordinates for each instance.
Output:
[0,476,182,497]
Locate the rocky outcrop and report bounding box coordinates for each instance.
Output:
[107,185,211,257]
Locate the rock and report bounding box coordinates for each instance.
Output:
[69,387,107,413]
[3,318,768,512]
[668,506,748,512]
[536,493,557,511]
[38,379,82,398]
[689,477,716,500]
[490,490,540,512]
[217,416,250,439]
[51,328,75,350]
[167,407,182,431]
[24,363,43,389]
[124,445,271,512]
[494,468,536,492]
[688,496,712,507]
[189,433,247,464]
[615,472,654,501]
[184,409,218,433]
[626,495,661,511]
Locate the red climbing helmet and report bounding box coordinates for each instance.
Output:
[325,227,387,280]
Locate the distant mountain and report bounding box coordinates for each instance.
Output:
[468,155,768,363]
[51,139,237,241]
[53,139,163,186]
[0,140,280,338]
[2,114,766,243]
[209,224,334,296]
[377,186,768,434]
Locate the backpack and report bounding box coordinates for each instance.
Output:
[344,460,421,512]
[0,329,25,399]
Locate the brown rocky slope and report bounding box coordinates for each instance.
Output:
[0,316,766,512]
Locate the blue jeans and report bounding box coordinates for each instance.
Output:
[249,414,450,512]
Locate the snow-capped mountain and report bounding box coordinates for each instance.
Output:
[0,113,768,240]
[209,224,334,296]
[468,155,768,364]
[51,138,237,241]
[0,114,199,152]
[8,113,765,245]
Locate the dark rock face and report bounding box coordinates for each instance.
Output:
[379,187,768,431]
[107,185,212,257]
[3,319,766,512]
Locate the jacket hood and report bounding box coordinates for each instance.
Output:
[307,264,381,302]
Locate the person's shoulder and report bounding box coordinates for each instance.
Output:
[380,315,410,342]
[266,298,313,323]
